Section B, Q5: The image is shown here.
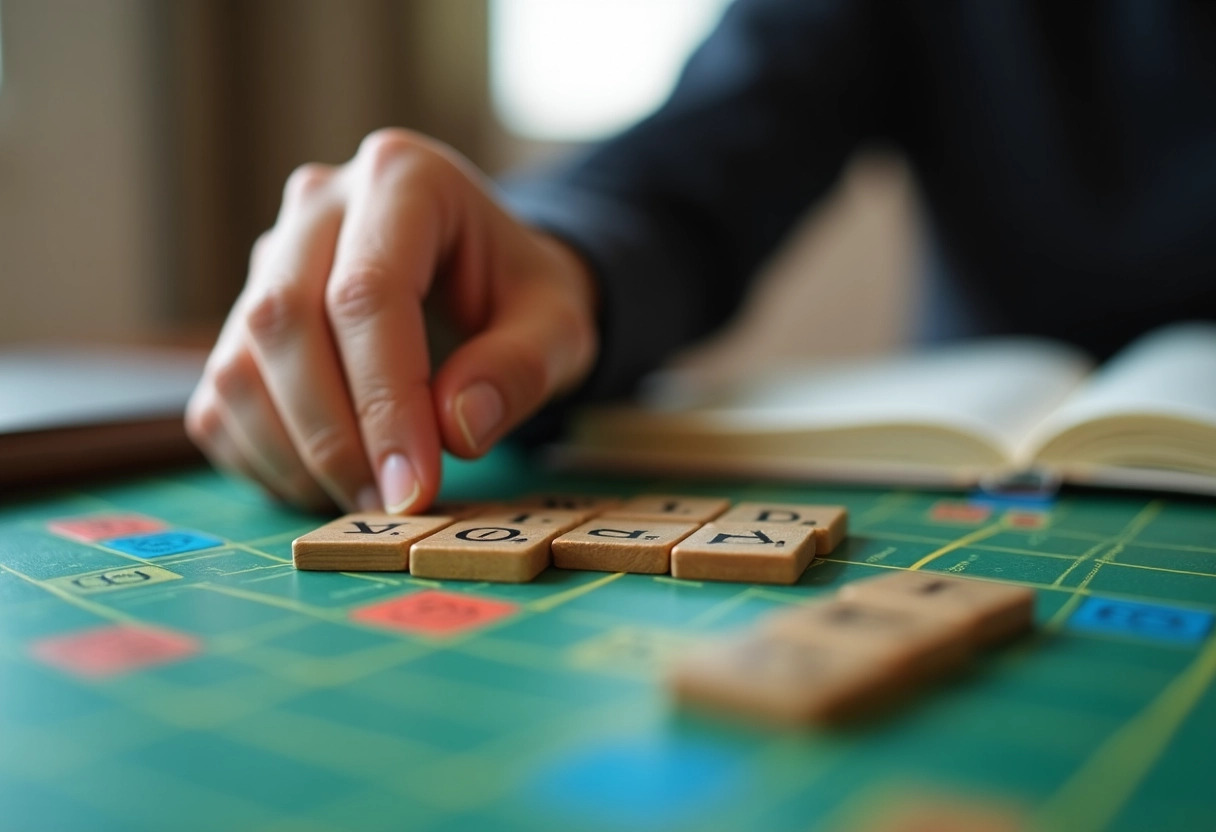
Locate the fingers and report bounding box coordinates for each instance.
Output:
[322,130,452,513]
[241,164,381,512]
[185,384,288,504]
[189,131,600,515]
[212,351,335,510]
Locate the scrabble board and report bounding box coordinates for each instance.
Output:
[1,447,1214,832]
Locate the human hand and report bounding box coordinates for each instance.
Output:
[186,129,598,514]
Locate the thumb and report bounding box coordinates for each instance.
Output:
[432,285,597,457]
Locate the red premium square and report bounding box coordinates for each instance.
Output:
[49,515,166,543]
[1006,511,1048,529]
[929,502,993,525]
[32,625,200,678]
[351,590,518,636]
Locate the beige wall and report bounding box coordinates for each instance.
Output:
[0,0,917,367]
[0,0,159,343]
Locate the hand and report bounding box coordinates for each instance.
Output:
[186,129,599,514]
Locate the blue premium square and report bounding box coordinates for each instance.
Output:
[1069,596,1214,645]
[101,530,225,559]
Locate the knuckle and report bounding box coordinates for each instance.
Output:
[326,265,396,322]
[249,231,272,271]
[300,423,358,475]
[358,128,422,171]
[209,356,251,400]
[358,128,451,187]
[508,339,552,398]
[184,395,221,445]
[354,385,403,427]
[557,301,597,368]
[245,283,303,343]
[282,163,332,204]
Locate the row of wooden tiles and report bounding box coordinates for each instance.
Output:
[669,569,1036,726]
[292,494,848,584]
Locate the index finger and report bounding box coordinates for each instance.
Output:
[323,132,452,514]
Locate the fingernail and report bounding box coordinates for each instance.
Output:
[356,484,382,512]
[455,381,505,451]
[380,453,419,514]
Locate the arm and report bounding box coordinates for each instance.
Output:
[504,0,888,400]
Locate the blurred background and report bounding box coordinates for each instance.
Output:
[0,0,920,380]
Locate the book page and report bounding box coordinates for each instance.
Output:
[1019,322,1216,461]
[0,345,204,433]
[628,338,1092,455]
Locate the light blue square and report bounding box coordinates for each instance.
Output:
[101,529,224,559]
[530,737,742,828]
[1069,596,1214,645]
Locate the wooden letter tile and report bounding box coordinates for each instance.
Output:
[467,509,589,533]
[601,494,730,524]
[409,517,566,583]
[764,598,969,681]
[426,501,504,520]
[670,524,816,584]
[838,571,1035,647]
[715,502,848,553]
[667,631,897,725]
[552,520,699,574]
[292,514,454,571]
[509,493,622,514]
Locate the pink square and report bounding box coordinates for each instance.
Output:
[31,625,200,678]
[1007,511,1048,529]
[351,590,518,636]
[929,502,993,525]
[49,515,166,543]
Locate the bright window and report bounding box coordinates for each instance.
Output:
[490,0,732,142]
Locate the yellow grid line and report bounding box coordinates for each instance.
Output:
[0,564,139,626]
[909,520,1008,570]
[8,472,1216,832]
[1036,630,1216,832]
[527,571,625,613]
[1047,501,1163,631]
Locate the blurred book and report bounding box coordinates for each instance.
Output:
[558,322,1216,497]
[0,344,205,487]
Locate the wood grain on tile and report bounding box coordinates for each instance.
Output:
[292,514,454,571]
[552,520,699,574]
[408,517,565,583]
[600,494,730,524]
[716,502,848,553]
[838,571,1035,647]
[670,523,816,584]
[667,631,897,725]
[764,598,969,680]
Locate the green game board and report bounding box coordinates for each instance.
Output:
[1,448,1214,832]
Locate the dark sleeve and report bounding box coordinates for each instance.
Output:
[500,0,887,404]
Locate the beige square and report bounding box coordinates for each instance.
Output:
[716,502,848,553]
[409,517,566,583]
[764,598,969,680]
[552,520,700,574]
[292,514,454,571]
[670,523,816,584]
[509,493,623,514]
[600,494,730,523]
[667,632,897,725]
[838,571,1035,647]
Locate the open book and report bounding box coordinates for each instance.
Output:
[557,322,1216,497]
